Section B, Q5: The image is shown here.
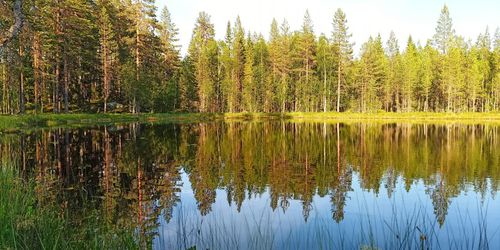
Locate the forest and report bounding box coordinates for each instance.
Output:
[1,1,500,114]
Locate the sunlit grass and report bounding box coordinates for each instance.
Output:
[0,113,221,130]
[224,111,500,119]
[0,111,499,131]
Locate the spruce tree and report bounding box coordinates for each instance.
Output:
[433,5,455,54]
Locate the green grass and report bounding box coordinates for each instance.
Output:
[0,113,222,131]
[0,166,138,249]
[0,111,499,131]
[223,111,500,120]
[0,166,60,249]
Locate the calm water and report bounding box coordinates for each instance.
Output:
[2,121,500,249]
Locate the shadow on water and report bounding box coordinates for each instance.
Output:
[1,121,500,249]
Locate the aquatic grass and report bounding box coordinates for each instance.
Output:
[155,190,499,250]
[0,166,139,250]
[0,165,66,249]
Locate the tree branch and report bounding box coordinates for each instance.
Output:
[0,0,24,48]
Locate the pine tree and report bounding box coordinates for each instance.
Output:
[419,43,437,111]
[443,37,466,112]
[268,19,281,112]
[316,35,334,112]
[123,0,160,113]
[475,28,491,111]
[188,12,216,112]
[253,35,269,111]
[294,10,317,112]
[466,46,483,111]
[357,36,387,112]
[269,19,291,112]
[97,0,118,112]
[242,34,255,112]
[178,57,197,111]
[1,4,499,114]
[332,9,353,112]
[219,22,233,112]
[491,28,500,110]
[385,31,401,111]
[230,16,245,112]
[402,37,419,112]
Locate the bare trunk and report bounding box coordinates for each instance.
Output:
[424,94,429,112]
[54,4,61,113]
[18,44,25,113]
[337,62,341,112]
[447,84,452,112]
[103,30,109,113]
[0,0,24,49]
[134,9,140,114]
[54,63,60,113]
[2,62,6,114]
[305,54,309,112]
[63,55,69,113]
[472,89,477,112]
[323,67,327,112]
[33,34,41,113]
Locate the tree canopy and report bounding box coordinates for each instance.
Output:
[0,3,499,114]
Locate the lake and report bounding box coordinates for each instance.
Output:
[2,121,500,249]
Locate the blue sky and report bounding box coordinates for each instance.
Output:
[156,0,500,55]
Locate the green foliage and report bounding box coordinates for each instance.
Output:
[0,3,499,114]
[433,5,455,54]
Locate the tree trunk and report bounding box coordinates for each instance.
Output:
[18,44,25,113]
[134,9,141,114]
[33,33,41,113]
[337,62,341,112]
[323,68,327,112]
[54,3,61,113]
[0,0,24,49]
[424,94,429,112]
[103,30,109,113]
[2,62,6,114]
[54,63,60,113]
[63,55,69,113]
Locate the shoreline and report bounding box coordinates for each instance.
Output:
[1,112,500,130]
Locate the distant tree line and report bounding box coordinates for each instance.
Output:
[1,2,499,114]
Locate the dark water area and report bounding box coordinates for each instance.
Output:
[2,121,500,249]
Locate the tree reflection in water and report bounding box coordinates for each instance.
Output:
[1,122,499,247]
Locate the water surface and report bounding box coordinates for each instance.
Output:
[2,121,500,249]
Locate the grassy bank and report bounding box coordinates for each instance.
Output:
[1,111,500,130]
[223,111,500,124]
[0,166,138,249]
[0,113,221,130]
